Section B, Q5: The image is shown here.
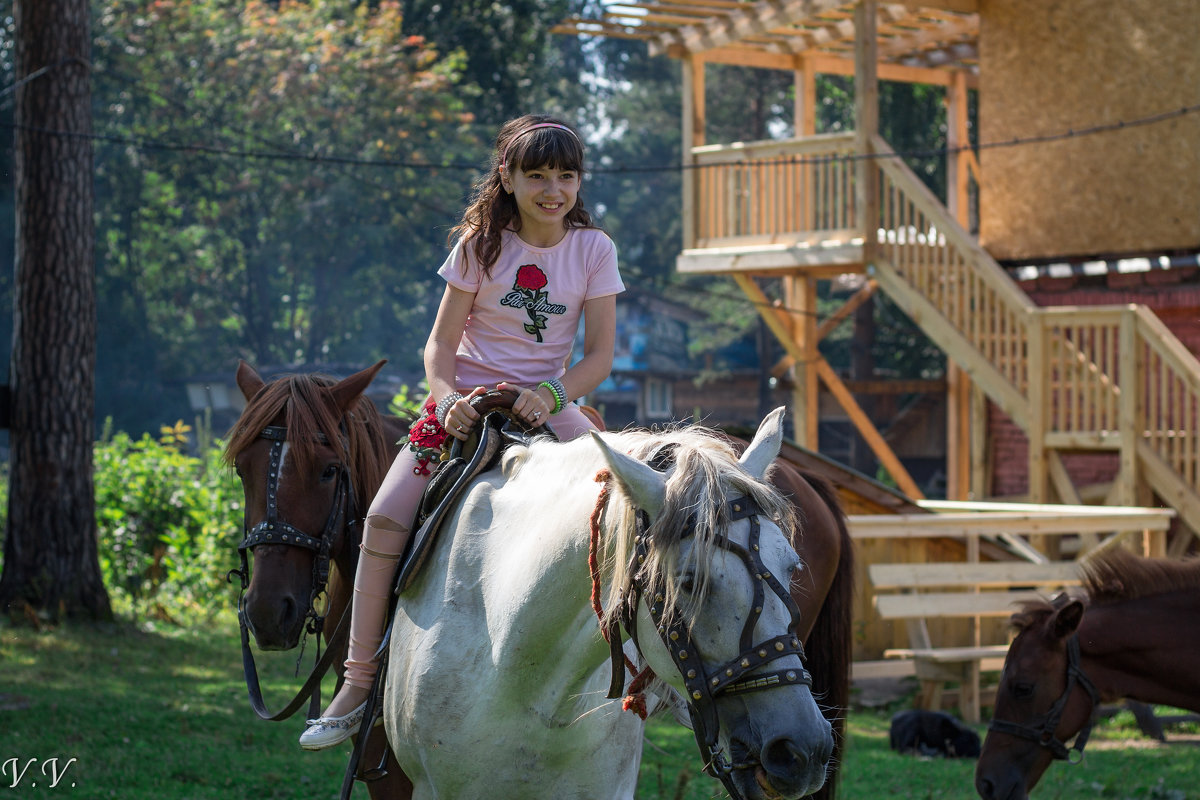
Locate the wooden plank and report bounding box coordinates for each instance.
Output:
[874,590,1044,619]
[885,645,1008,663]
[916,499,1160,515]
[868,560,1083,589]
[849,508,1173,539]
[852,659,917,680]
[675,240,864,273]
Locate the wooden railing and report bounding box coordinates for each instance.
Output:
[688,132,857,247]
[871,136,1033,424]
[867,134,1200,527]
[1039,307,1124,446]
[1134,306,1200,491]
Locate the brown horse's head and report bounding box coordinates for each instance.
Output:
[224,360,394,650]
[975,596,1089,800]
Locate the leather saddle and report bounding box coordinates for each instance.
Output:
[393,389,548,594]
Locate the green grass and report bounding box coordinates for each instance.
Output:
[3,619,1197,799]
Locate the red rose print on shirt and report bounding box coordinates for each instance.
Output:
[501,263,565,343]
[515,264,548,292]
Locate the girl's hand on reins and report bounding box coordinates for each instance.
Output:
[497,382,551,429]
[444,387,486,441]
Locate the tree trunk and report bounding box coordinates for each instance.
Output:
[0,0,110,622]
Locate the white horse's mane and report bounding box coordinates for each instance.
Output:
[502,424,797,631]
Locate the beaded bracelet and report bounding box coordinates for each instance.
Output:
[538,379,567,415]
[434,391,465,428]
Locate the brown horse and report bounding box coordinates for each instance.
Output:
[975,548,1200,800]
[224,360,412,800]
[226,361,853,800]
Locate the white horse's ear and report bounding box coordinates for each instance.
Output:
[590,432,667,518]
[738,406,786,480]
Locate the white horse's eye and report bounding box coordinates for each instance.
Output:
[679,572,697,594]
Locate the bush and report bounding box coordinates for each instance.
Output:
[93,421,242,623]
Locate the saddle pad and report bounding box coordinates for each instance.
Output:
[394,413,533,594]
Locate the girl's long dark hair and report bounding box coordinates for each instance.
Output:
[449,114,594,277]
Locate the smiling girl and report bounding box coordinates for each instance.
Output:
[299,114,623,749]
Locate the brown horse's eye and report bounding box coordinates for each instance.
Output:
[321,464,340,482]
[1012,682,1035,699]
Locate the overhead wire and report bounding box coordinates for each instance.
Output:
[3,59,1196,175]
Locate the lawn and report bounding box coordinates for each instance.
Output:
[2,619,1196,799]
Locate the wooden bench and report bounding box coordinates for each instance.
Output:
[868,560,1085,723]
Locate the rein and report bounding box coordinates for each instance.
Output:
[589,468,811,800]
[988,634,1101,763]
[227,424,362,721]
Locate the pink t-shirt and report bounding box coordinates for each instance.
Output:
[437,227,624,388]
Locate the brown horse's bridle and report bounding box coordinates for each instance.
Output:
[987,634,1101,763]
[611,487,812,800]
[227,424,361,721]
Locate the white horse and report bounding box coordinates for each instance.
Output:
[383,408,834,799]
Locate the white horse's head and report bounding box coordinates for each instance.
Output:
[591,408,833,800]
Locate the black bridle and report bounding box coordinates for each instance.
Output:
[227,424,361,721]
[988,634,1101,763]
[617,493,812,799]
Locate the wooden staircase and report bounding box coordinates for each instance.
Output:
[869,134,1200,543]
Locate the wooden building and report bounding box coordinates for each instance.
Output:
[555,0,1200,542]
[557,2,1199,702]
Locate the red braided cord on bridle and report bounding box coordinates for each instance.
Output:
[591,469,655,719]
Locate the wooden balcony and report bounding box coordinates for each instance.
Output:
[678,132,867,276]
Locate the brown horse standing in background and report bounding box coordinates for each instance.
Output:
[975,549,1200,800]
[224,360,412,800]
[225,361,853,799]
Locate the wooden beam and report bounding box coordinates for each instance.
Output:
[850,508,1175,540]
[796,53,816,136]
[815,358,925,499]
[817,277,878,340]
[894,0,978,14]
[650,0,845,55]
[681,53,703,249]
[870,561,1084,590]
[855,0,879,266]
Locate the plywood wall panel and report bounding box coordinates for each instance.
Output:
[979,0,1200,261]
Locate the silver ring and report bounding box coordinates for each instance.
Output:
[533,411,542,419]
[456,424,464,432]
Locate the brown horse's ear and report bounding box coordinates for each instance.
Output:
[1051,599,1084,639]
[236,360,266,401]
[331,359,388,413]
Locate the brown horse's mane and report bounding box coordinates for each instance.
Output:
[1012,547,1200,631]
[222,373,394,514]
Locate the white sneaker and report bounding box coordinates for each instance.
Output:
[298,700,368,751]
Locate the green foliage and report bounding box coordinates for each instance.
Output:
[82,0,487,433]
[92,422,241,623]
[388,381,429,419]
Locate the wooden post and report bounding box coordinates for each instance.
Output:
[855,0,879,265]
[786,275,820,448]
[946,70,970,227]
[681,54,706,250]
[1027,313,1049,515]
[945,69,972,500]
[796,53,817,137]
